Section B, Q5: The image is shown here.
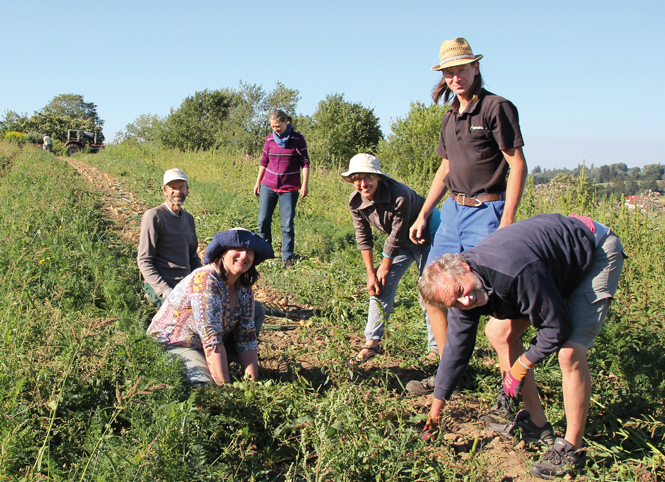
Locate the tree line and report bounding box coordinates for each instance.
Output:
[0,94,105,150]
[532,163,664,197]
[3,85,661,196]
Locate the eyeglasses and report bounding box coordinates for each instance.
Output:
[352,174,377,184]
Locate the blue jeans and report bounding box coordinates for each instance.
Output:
[426,197,505,265]
[365,240,438,351]
[258,184,299,262]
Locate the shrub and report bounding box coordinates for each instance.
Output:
[300,94,383,171]
[375,101,448,189]
[4,131,25,142]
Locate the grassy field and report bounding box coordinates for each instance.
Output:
[0,141,664,481]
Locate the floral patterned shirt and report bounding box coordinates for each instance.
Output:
[146,265,257,352]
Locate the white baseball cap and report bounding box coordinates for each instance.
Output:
[163,168,188,187]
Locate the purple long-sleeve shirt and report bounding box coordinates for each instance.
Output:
[260,130,310,191]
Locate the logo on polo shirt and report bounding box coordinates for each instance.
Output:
[470,125,486,131]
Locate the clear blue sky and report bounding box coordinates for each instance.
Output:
[2,0,663,171]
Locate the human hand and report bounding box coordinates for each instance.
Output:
[409,218,427,244]
[376,264,389,287]
[423,414,440,442]
[366,274,381,296]
[502,357,530,399]
[300,185,309,198]
[253,183,261,197]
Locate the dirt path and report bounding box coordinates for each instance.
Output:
[65,156,549,481]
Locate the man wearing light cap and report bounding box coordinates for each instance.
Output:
[138,168,202,307]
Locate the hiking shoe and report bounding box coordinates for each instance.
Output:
[487,409,555,446]
[531,437,586,479]
[479,387,515,424]
[406,376,436,395]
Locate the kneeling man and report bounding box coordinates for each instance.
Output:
[419,213,625,479]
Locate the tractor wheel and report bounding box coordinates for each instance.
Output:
[66,145,80,157]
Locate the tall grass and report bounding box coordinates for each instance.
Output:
[1,141,663,480]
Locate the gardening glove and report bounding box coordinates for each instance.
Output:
[422,415,440,442]
[502,356,531,399]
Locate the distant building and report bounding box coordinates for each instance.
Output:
[625,191,663,211]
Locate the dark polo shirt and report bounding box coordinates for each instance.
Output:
[436,89,524,197]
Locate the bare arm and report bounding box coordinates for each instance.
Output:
[498,147,527,229]
[300,166,310,198]
[204,344,231,385]
[238,349,259,380]
[253,166,267,197]
[360,249,381,296]
[410,158,450,244]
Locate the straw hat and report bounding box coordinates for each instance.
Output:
[431,37,484,71]
[341,154,390,182]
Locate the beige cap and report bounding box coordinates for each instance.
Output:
[341,154,389,182]
[163,168,188,187]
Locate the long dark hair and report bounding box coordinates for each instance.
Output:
[270,109,292,124]
[213,250,259,288]
[431,63,484,105]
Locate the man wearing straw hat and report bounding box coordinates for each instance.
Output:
[407,38,528,420]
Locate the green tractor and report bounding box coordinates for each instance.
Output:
[65,130,104,157]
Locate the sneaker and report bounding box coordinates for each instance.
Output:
[406,376,436,395]
[479,387,515,424]
[487,409,555,446]
[530,437,586,479]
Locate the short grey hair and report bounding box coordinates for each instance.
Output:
[418,253,468,309]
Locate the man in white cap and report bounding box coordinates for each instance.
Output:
[137,168,202,307]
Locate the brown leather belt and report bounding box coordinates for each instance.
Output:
[450,192,504,207]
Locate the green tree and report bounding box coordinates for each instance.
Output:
[43,94,104,127]
[642,164,664,181]
[641,178,660,193]
[159,88,236,151]
[22,110,99,143]
[303,94,383,170]
[114,113,164,144]
[222,81,300,154]
[375,101,447,186]
[0,110,29,137]
[597,165,610,183]
[13,94,105,143]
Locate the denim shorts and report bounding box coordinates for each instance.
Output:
[566,233,626,347]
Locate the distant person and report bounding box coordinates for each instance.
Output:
[407,37,527,409]
[342,154,442,363]
[418,213,625,479]
[42,134,52,152]
[137,168,203,307]
[254,109,310,268]
[147,229,274,385]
